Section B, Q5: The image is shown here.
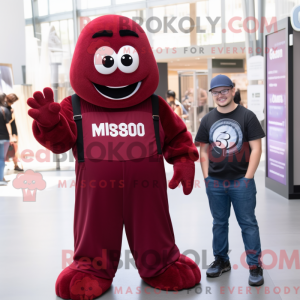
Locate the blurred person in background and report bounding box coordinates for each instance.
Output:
[5,93,23,172]
[197,87,208,107]
[175,99,188,120]
[197,87,208,122]
[166,90,176,111]
[233,82,241,105]
[0,93,13,185]
[166,90,176,106]
[182,87,194,104]
[167,90,188,120]
[182,88,194,116]
[174,99,183,118]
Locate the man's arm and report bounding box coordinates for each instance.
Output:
[199,143,209,179]
[245,139,262,179]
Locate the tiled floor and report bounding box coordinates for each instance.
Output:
[1,144,299,300]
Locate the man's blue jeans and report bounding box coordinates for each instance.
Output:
[205,175,262,268]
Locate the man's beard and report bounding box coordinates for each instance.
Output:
[217,97,233,108]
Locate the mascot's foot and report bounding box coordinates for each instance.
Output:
[55,266,112,300]
[141,254,201,291]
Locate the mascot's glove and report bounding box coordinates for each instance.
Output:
[168,156,195,195]
[27,87,61,128]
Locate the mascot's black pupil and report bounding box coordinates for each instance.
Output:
[121,54,133,66]
[102,56,114,68]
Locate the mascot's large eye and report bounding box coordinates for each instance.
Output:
[117,46,139,73]
[94,46,118,75]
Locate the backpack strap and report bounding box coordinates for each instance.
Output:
[151,94,162,155]
[71,94,84,162]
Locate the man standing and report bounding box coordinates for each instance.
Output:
[195,74,265,286]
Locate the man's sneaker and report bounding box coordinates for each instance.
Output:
[249,266,264,286]
[206,258,231,277]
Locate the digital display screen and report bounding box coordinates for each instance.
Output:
[266,29,287,185]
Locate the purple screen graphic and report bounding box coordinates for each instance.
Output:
[266,29,287,185]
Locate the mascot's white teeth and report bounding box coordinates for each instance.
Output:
[106,85,128,88]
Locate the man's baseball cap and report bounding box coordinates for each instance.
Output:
[209,74,234,91]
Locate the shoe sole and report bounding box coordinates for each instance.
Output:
[206,266,231,278]
[249,278,264,286]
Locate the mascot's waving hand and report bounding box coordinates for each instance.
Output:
[27,15,200,300]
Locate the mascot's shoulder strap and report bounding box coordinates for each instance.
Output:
[71,94,85,163]
[150,94,162,155]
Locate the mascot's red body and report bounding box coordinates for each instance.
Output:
[27,15,200,299]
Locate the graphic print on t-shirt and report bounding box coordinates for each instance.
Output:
[209,118,243,156]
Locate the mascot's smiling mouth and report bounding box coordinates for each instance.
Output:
[93,81,142,100]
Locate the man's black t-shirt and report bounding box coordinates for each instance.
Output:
[195,104,265,180]
[0,106,12,140]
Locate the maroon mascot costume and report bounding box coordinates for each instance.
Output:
[27,15,200,299]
